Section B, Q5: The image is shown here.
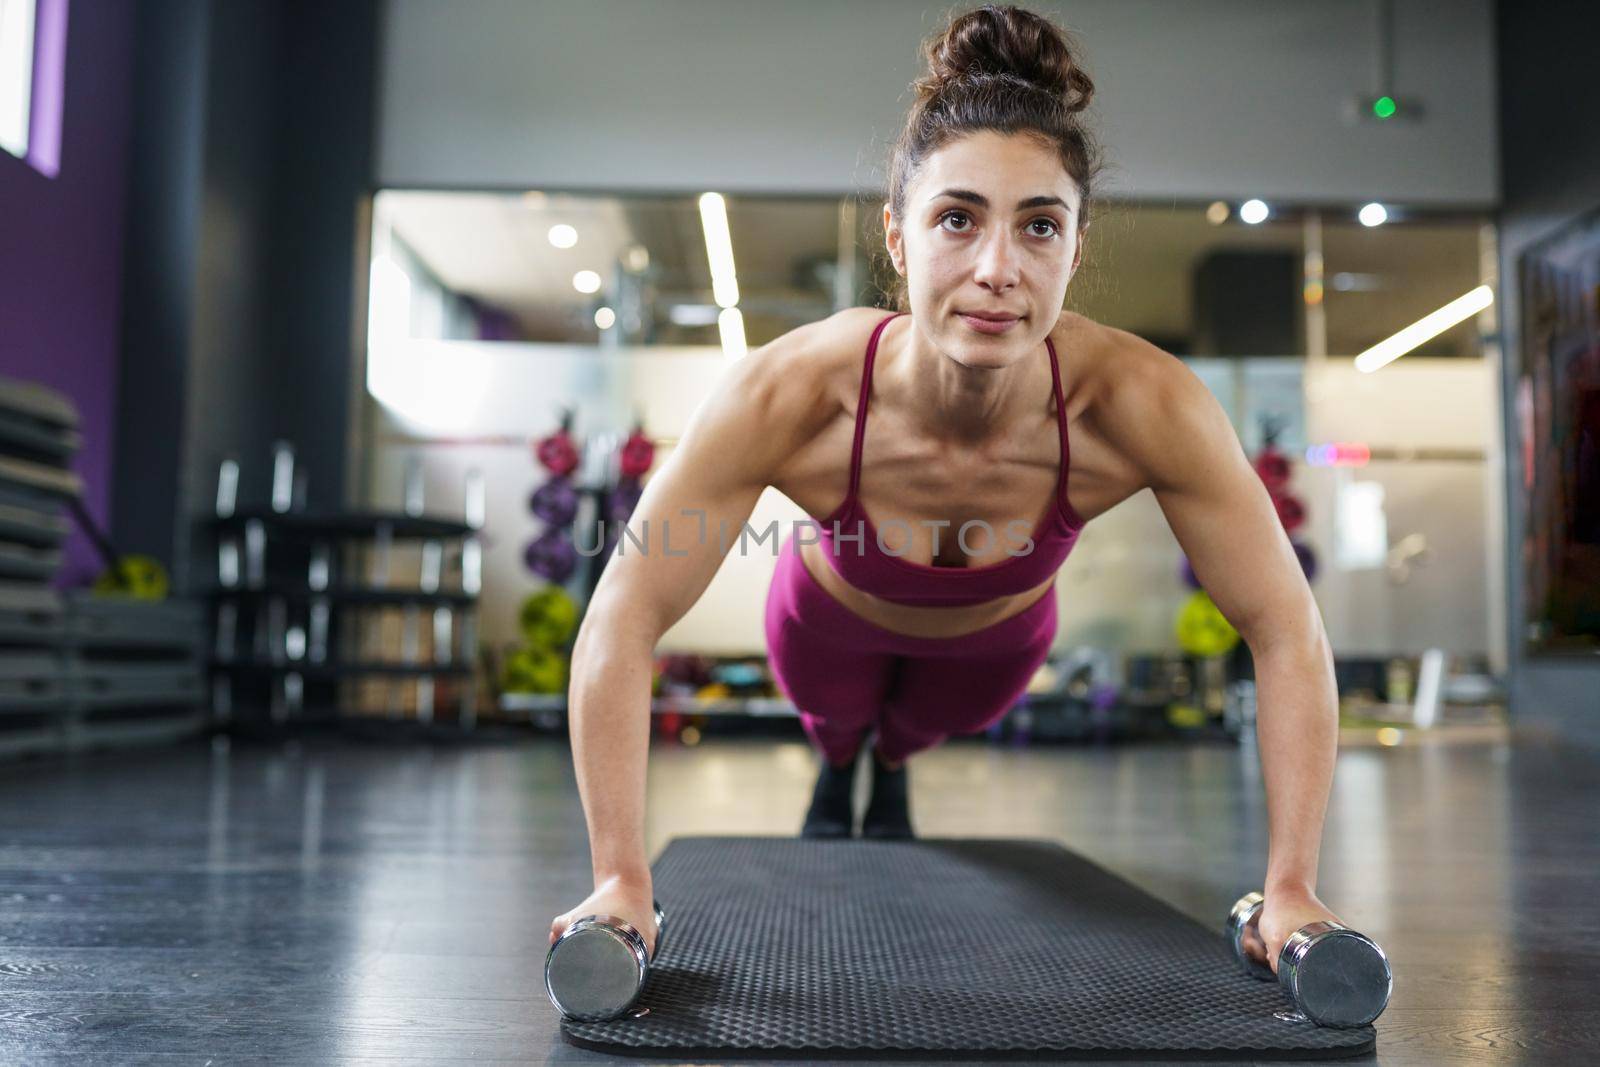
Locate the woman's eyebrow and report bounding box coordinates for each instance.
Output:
[932,188,1072,211]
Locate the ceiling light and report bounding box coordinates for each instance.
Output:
[1354,285,1494,372]
[718,306,747,360]
[699,192,740,309]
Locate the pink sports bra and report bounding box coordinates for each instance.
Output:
[811,311,1087,607]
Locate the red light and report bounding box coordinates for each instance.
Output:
[1305,442,1371,467]
[1339,443,1371,466]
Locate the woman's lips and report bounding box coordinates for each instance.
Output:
[958,312,1021,335]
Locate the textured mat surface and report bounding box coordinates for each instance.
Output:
[561,836,1375,1059]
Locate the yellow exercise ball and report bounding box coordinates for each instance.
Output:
[93,555,169,600]
[1175,590,1240,657]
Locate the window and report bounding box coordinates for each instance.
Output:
[1,0,64,177]
[0,0,35,160]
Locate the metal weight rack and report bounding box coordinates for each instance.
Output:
[208,444,486,730]
[0,375,206,761]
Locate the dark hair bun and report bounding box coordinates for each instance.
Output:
[917,5,1093,115]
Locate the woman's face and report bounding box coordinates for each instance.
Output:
[886,130,1084,367]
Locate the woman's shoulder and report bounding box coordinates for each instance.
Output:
[816,305,905,362]
[747,306,890,374]
[1052,310,1186,408]
[1049,308,1123,381]
[726,308,891,442]
[750,307,897,398]
[1055,311,1225,479]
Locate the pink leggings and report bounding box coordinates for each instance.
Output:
[763,534,1057,765]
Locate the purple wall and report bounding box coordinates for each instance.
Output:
[0,1,134,588]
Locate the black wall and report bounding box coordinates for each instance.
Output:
[112,0,377,593]
[1191,249,1302,357]
[113,0,205,591]
[1496,0,1600,746]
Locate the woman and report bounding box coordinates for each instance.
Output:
[551,4,1345,979]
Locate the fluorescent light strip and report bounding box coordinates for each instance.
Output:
[698,192,740,309]
[1354,285,1494,373]
[718,307,747,360]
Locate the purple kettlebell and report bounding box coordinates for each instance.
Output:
[531,477,580,527]
[524,527,579,583]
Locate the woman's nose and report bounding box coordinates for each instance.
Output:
[972,233,1021,291]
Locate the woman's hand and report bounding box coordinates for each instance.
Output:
[549,873,660,959]
[1248,888,1344,975]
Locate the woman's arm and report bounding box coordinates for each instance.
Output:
[567,318,834,889]
[1099,338,1344,966]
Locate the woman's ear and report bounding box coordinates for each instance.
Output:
[883,205,905,276]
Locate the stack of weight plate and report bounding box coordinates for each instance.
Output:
[0,581,68,722]
[0,375,203,757]
[0,374,78,584]
[0,375,79,743]
[58,592,205,742]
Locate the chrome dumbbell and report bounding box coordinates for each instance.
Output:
[1226,891,1392,1028]
[545,900,666,1022]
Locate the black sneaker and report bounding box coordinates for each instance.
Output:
[800,743,863,838]
[861,746,915,839]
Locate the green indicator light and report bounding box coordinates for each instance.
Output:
[1373,96,1397,119]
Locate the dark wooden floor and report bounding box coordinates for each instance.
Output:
[0,725,1596,1065]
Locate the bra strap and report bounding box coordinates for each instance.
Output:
[849,313,903,498]
[1046,335,1072,495]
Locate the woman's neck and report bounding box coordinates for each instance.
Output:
[886,314,1048,445]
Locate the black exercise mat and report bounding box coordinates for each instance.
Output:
[561,837,1374,1060]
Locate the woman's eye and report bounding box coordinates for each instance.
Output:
[1028,218,1060,238]
[939,211,972,233]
